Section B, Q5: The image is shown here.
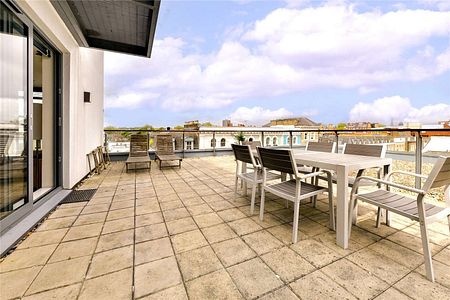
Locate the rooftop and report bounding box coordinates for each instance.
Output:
[1,157,449,299]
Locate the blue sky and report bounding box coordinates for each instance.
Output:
[104,0,450,127]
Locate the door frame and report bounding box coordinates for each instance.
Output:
[0,0,62,231]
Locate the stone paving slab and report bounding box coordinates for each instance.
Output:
[1,157,449,300]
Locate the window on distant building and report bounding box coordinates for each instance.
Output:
[293,136,297,144]
[186,141,192,150]
[266,137,270,145]
[211,138,216,148]
[248,137,253,142]
[305,133,308,140]
[220,138,226,147]
[287,136,291,145]
[273,137,277,146]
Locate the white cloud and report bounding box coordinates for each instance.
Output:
[419,0,450,11]
[229,106,293,125]
[349,96,450,124]
[105,93,158,109]
[105,4,450,113]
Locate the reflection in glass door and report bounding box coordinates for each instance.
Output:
[0,3,28,219]
[32,33,56,200]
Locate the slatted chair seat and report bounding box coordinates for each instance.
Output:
[349,156,450,282]
[356,190,449,221]
[265,179,327,201]
[239,170,280,182]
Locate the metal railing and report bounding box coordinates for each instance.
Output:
[104,128,450,188]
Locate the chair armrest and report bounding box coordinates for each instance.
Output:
[385,170,428,180]
[298,170,331,180]
[354,176,426,194]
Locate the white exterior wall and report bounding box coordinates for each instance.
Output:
[198,132,299,149]
[17,0,104,188]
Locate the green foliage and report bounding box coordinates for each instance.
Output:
[201,122,214,127]
[336,123,346,130]
[234,131,245,144]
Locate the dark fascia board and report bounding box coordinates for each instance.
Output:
[87,37,147,57]
[50,0,88,47]
[146,0,160,58]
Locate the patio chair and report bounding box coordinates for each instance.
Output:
[299,141,336,206]
[155,135,182,169]
[305,141,336,153]
[349,156,450,282]
[341,144,388,223]
[298,141,336,174]
[257,147,334,243]
[232,144,281,215]
[315,143,387,217]
[126,134,151,172]
[242,140,262,150]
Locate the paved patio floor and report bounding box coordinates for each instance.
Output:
[1,156,450,300]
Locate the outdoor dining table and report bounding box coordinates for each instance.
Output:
[253,148,392,249]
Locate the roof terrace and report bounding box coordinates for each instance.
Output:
[1,156,449,299]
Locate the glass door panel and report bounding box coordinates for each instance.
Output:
[0,2,28,219]
[33,33,56,200]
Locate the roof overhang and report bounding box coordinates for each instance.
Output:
[50,0,160,57]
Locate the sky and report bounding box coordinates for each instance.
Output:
[104,0,450,127]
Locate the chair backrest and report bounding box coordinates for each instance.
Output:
[129,134,149,157]
[232,144,257,166]
[156,135,174,155]
[343,143,386,158]
[423,156,450,193]
[242,140,262,150]
[257,147,296,174]
[306,141,336,153]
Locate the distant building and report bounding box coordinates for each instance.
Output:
[184,120,200,130]
[222,119,232,127]
[197,126,309,149]
[264,117,318,127]
[345,122,384,130]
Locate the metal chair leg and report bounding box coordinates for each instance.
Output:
[348,197,358,238]
[417,200,435,282]
[250,183,257,215]
[327,181,335,231]
[376,208,382,228]
[234,177,239,199]
[292,201,300,243]
[259,188,266,221]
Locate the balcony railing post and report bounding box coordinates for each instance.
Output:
[212,131,216,156]
[147,131,150,156]
[334,131,339,153]
[415,131,423,189]
[182,131,185,158]
[289,131,293,148]
[261,131,264,146]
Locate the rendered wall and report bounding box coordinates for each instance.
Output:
[16,0,104,188]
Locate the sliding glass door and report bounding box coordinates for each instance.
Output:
[33,32,57,200]
[0,2,29,220]
[1,1,61,227]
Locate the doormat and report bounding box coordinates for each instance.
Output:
[60,189,97,204]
